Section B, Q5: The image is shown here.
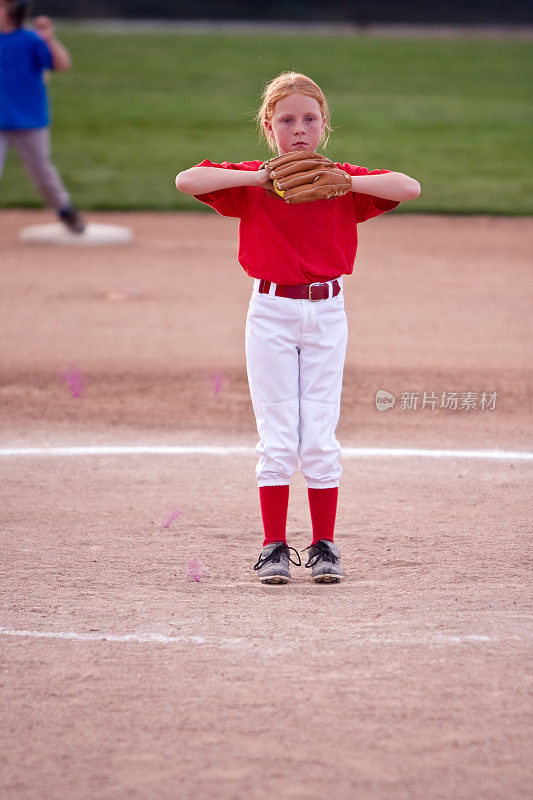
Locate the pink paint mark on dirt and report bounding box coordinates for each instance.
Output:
[207,369,226,396]
[61,366,85,399]
[162,506,182,529]
[188,557,203,582]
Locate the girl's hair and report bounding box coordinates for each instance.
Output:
[5,0,32,27]
[256,71,332,151]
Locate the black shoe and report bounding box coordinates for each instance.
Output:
[58,206,86,234]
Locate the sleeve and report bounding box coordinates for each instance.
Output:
[32,34,54,72]
[192,159,259,219]
[341,163,400,223]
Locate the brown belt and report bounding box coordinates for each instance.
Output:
[258,279,341,302]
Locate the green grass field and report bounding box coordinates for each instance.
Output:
[1,28,531,214]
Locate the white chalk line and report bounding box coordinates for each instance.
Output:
[0,627,526,648]
[0,445,532,460]
[0,627,210,646]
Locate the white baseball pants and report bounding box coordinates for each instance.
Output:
[245,277,348,489]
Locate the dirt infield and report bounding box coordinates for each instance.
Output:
[1,210,532,799]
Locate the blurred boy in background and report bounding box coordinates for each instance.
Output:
[0,0,85,232]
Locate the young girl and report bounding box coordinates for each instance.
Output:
[175,71,420,585]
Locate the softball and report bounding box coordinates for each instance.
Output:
[273,181,285,198]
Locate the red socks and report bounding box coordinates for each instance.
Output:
[308,487,338,544]
[259,485,290,547]
[259,485,338,547]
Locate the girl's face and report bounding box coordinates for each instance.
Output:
[264,92,326,155]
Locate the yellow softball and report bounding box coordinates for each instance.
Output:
[273,180,285,198]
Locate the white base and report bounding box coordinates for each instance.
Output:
[19,222,133,246]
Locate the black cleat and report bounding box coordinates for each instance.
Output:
[58,206,86,234]
[302,539,344,582]
[253,541,301,584]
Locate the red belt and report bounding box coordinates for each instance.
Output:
[258,279,341,302]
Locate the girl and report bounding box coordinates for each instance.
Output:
[175,71,420,585]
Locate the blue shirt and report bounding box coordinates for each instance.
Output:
[0,29,53,130]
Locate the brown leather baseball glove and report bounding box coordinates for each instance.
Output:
[261,150,352,204]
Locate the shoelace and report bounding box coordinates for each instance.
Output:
[253,543,302,570]
[301,541,338,568]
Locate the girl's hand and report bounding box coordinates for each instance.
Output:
[33,16,54,41]
[254,168,273,187]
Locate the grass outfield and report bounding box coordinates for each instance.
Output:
[1,29,531,214]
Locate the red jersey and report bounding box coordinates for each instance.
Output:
[193,159,399,284]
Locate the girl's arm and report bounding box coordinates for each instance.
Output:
[33,17,72,71]
[176,166,270,195]
[350,172,420,202]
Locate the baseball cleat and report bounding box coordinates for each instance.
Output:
[58,206,86,234]
[253,541,301,584]
[302,539,344,582]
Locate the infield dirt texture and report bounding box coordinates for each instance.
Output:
[1,208,531,799]
[1,22,532,800]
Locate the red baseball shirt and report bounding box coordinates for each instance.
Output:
[193,159,399,284]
